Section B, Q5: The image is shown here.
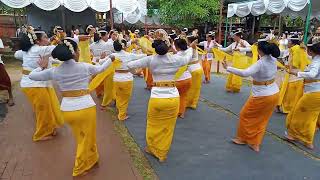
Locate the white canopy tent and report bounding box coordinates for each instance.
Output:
[227,0,319,19]
[1,0,147,24]
[225,0,318,44]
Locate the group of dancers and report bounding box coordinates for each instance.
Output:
[3,23,320,176]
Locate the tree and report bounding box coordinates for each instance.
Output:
[149,0,220,28]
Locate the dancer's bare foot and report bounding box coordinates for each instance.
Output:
[119,116,129,121]
[178,114,185,119]
[248,144,260,152]
[100,105,107,110]
[231,138,246,145]
[284,134,296,142]
[304,143,314,150]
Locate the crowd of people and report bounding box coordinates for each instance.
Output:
[0,23,319,176]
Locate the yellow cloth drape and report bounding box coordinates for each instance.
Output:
[187,69,203,109]
[175,65,189,80]
[146,97,180,161]
[114,81,133,120]
[139,37,155,54]
[176,78,192,116]
[101,72,115,106]
[237,93,279,145]
[89,59,121,92]
[62,106,99,177]
[21,87,63,141]
[79,39,92,63]
[212,48,233,62]
[251,44,258,64]
[286,92,320,145]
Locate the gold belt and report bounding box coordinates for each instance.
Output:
[304,79,320,84]
[153,81,176,87]
[252,79,275,86]
[61,90,90,97]
[115,69,130,73]
[22,69,31,75]
[188,60,200,65]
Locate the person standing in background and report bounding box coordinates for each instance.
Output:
[0,38,14,106]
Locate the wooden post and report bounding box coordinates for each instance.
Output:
[217,0,224,73]
[278,15,282,35]
[61,8,66,30]
[251,16,255,36]
[110,0,114,29]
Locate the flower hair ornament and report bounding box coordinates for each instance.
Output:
[27,30,38,45]
[155,29,171,47]
[53,26,63,35]
[86,25,94,34]
[63,40,75,54]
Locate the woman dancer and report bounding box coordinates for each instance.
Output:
[222,40,280,152]
[29,38,114,176]
[14,29,63,141]
[127,29,195,162]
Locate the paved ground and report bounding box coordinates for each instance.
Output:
[125,76,320,180]
[0,65,143,180]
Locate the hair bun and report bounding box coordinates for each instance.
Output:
[152,40,169,55]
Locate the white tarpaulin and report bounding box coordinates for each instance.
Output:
[1,0,146,14]
[227,0,319,18]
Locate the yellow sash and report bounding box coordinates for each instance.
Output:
[88,58,122,92]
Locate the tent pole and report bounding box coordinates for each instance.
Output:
[109,0,114,29]
[278,15,282,35]
[224,17,228,47]
[217,0,224,73]
[251,16,255,37]
[303,0,312,44]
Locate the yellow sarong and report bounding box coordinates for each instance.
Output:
[21,87,63,141]
[286,92,320,145]
[278,45,310,113]
[146,97,180,161]
[237,93,279,145]
[225,52,250,93]
[62,106,99,176]
[78,39,92,63]
[114,81,133,120]
[278,77,304,113]
[187,69,203,109]
[176,78,192,116]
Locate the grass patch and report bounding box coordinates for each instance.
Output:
[107,108,158,180]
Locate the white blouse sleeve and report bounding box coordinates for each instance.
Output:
[39,45,56,57]
[238,41,252,53]
[128,53,148,62]
[198,41,205,46]
[29,67,54,81]
[297,62,320,79]
[227,61,261,77]
[87,58,112,75]
[127,56,152,69]
[14,50,25,60]
[219,44,233,52]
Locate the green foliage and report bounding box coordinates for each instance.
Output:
[153,0,220,28]
[0,3,26,14]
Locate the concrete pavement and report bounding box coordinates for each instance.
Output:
[125,76,320,180]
